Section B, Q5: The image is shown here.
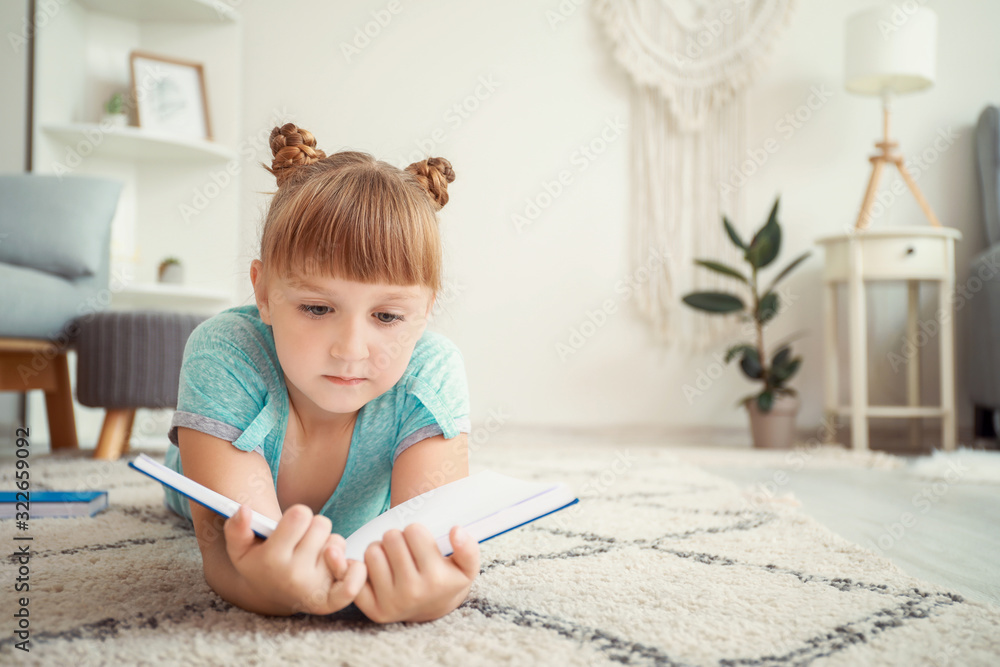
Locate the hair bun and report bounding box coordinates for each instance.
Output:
[267,123,327,187]
[405,157,456,209]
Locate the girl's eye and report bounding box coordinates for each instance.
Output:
[297,304,404,327]
[299,305,330,318]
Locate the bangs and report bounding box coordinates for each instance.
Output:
[261,159,441,293]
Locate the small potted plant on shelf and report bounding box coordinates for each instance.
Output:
[102,92,127,128]
[681,196,811,449]
[157,257,184,284]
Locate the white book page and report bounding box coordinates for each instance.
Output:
[129,454,577,554]
[343,470,575,561]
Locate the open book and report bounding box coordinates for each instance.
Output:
[128,454,578,560]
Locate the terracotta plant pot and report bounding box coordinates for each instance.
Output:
[746,394,800,449]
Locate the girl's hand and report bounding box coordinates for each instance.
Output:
[353,523,480,624]
[224,503,368,615]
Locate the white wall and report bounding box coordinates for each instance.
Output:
[0,0,28,173]
[236,0,1000,442]
[0,0,29,449]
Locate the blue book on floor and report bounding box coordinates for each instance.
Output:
[0,490,109,519]
[129,453,580,560]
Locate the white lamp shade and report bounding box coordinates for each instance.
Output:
[845,5,937,96]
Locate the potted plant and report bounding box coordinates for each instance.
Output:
[681,197,811,449]
[102,92,128,128]
[157,257,184,284]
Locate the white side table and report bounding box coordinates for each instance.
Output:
[816,226,962,451]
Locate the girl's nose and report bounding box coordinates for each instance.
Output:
[329,317,368,361]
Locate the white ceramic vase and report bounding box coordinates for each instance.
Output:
[102,113,128,128]
[159,263,184,284]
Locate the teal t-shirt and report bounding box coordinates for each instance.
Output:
[162,304,471,538]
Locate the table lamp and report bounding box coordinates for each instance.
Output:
[845,5,941,230]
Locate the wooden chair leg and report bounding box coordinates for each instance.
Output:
[44,352,79,452]
[93,408,135,461]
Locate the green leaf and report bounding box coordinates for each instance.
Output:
[766,195,780,229]
[764,250,811,294]
[736,393,758,408]
[739,348,762,379]
[681,292,746,314]
[723,216,746,250]
[772,357,802,384]
[770,346,792,374]
[757,292,780,324]
[756,390,774,412]
[745,197,782,269]
[725,343,756,363]
[694,259,748,284]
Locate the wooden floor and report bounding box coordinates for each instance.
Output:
[703,461,1000,607]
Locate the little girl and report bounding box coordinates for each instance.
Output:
[161,123,479,623]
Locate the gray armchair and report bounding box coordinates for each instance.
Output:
[971,105,1000,439]
[0,173,123,451]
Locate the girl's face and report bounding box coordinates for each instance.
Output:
[250,260,435,427]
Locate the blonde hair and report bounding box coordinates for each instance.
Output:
[257,123,455,300]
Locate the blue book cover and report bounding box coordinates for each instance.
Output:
[0,490,109,518]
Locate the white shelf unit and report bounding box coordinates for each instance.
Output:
[31,0,243,301]
[75,0,238,22]
[29,0,244,452]
[42,123,237,162]
[111,281,232,315]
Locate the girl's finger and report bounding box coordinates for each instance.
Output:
[447,525,481,580]
[294,514,332,564]
[327,533,347,552]
[340,559,368,599]
[352,578,379,619]
[223,505,256,565]
[381,529,419,583]
[322,541,347,580]
[268,504,314,560]
[363,541,394,600]
[404,522,444,574]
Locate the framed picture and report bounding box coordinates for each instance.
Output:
[129,50,212,141]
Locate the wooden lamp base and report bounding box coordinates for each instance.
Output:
[854,100,942,231]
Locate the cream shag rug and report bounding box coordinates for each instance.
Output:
[2,439,999,666]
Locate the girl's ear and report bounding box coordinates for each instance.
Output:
[250,259,273,325]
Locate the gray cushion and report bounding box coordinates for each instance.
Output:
[0,174,122,280]
[0,261,101,341]
[976,105,999,247]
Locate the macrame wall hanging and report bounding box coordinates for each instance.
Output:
[594,0,796,353]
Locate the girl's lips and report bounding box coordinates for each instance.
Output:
[325,376,366,385]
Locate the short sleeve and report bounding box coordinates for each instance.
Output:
[167,345,277,454]
[393,335,471,463]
